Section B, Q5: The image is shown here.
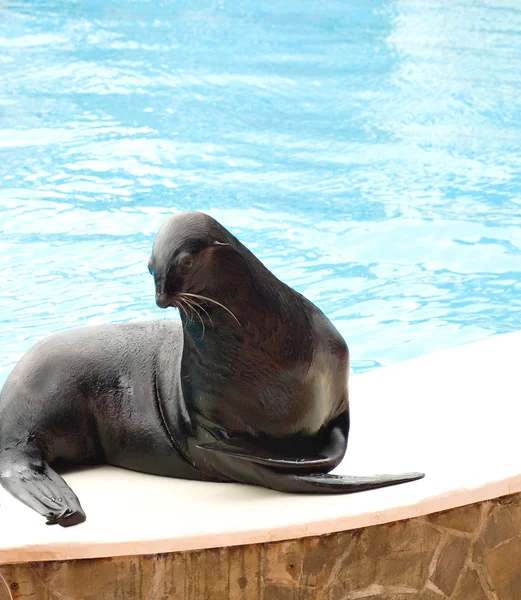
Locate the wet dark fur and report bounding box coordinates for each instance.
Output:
[0,212,423,526]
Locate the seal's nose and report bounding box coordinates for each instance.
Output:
[155,291,170,309]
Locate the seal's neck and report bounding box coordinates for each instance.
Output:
[179,244,315,377]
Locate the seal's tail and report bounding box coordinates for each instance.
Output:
[0,448,86,527]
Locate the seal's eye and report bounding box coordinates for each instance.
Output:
[148,260,154,276]
[177,252,194,275]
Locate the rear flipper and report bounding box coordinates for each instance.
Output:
[197,437,424,493]
[0,449,86,527]
[258,470,425,494]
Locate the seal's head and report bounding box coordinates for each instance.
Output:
[148,212,253,319]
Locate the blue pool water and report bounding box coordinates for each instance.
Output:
[1,1,521,386]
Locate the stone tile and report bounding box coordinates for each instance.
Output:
[422,585,447,599]
[263,535,342,587]
[185,548,231,599]
[427,502,482,534]
[484,535,521,600]
[264,521,441,595]
[417,592,447,600]
[0,574,11,600]
[324,582,349,600]
[302,535,343,582]
[371,521,441,589]
[473,498,521,560]
[498,494,521,508]
[451,568,488,600]
[228,544,261,600]
[5,494,521,599]
[350,590,445,600]
[337,531,377,591]
[263,539,304,586]
[430,535,471,596]
[261,583,294,600]
[263,534,352,595]
[261,582,317,600]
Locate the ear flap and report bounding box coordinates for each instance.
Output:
[198,242,234,268]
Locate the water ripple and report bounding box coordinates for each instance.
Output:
[1,0,521,384]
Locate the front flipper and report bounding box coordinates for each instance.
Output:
[197,423,424,493]
[197,442,424,493]
[197,420,348,473]
[197,438,331,470]
[0,449,86,527]
[217,456,424,494]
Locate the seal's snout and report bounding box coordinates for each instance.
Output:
[155,291,171,309]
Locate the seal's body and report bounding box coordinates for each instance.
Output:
[0,212,423,526]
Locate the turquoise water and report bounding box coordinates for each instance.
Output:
[1,1,521,385]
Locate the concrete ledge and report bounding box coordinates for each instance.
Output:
[1,492,520,599]
[1,331,520,598]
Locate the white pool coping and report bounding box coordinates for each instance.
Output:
[1,331,519,564]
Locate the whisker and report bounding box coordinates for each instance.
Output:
[179,293,241,326]
[181,297,206,339]
[175,298,191,328]
[177,297,195,324]
[182,296,214,327]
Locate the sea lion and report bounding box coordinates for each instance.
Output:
[0,212,423,527]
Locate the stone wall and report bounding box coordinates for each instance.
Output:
[1,492,521,599]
